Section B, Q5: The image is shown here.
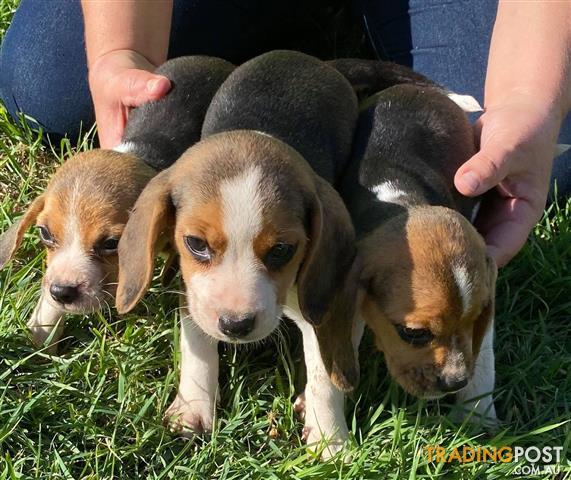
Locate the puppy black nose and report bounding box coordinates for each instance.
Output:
[50,284,80,304]
[218,313,255,338]
[436,375,468,393]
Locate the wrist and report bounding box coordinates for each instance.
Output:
[81,0,172,67]
[485,88,566,127]
[88,49,156,74]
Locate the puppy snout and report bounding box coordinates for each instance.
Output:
[218,312,256,338]
[50,283,80,304]
[436,374,468,393]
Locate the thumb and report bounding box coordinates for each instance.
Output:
[454,140,511,197]
[118,70,171,108]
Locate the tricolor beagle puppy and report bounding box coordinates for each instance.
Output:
[328,58,483,112]
[327,58,436,102]
[116,50,361,458]
[342,84,498,425]
[0,56,234,353]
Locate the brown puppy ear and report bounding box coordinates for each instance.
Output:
[473,255,497,356]
[116,171,173,314]
[297,176,361,391]
[315,255,363,392]
[0,196,45,268]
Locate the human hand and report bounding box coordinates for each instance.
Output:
[454,93,563,267]
[88,49,171,148]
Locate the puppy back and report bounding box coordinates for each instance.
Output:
[122,56,235,170]
[344,85,478,226]
[202,50,358,183]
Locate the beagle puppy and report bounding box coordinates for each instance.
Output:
[0,56,235,353]
[328,57,483,113]
[342,84,498,425]
[327,58,437,102]
[116,50,361,458]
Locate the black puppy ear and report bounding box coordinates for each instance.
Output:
[297,176,361,391]
[0,196,45,268]
[297,176,357,326]
[116,171,173,314]
[314,254,363,392]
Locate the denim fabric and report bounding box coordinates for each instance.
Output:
[0,0,93,141]
[0,0,320,141]
[358,0,570,197]
[0,0,569,196]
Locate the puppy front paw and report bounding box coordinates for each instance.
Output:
[302,417,348,461]
[451,397,499,433]
[164,394,214,437]
[27,297,65,355]
[298,395,349,461]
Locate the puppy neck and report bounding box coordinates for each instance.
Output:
[348,158,455,238]
[371,160,455,208]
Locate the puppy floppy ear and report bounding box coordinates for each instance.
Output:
[297,176,357,325]
[315,254,363,391]
[0,196,45,268]
[116,171,173,314]
[473,255,497,356]
[298,176,361,391]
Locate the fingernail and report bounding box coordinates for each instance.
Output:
[147,78,161,93]
[460,171,480,194]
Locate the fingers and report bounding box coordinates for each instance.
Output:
[94,70,170,149]
[117,70,171,108]
[483,216,534,268]
[94,70,170,148]
[87,49,173,148]
[95,104,128,149]
[454,132,512,197]
[475,194,540,267]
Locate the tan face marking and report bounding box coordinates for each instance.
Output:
[360,208,495,398]
[168,138,312,343]
[256,222,307,305]
[33,150,154,313]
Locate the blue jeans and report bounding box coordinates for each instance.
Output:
[1,0,569,197]
[0,0,312,141]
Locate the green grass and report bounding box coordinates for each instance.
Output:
[0,2,570,478]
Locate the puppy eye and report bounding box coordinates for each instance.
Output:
[184,236,212,263]
[395,324,434,347]
[95,237,120,256]
[264,243,297,270]
[37,225,56,247]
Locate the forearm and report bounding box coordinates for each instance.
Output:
[485,1,571,120]
[81,0,173,68]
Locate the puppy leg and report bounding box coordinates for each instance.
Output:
[293,316,349,460]
[27,293,65,355]
[455,319,497,428]
[165,304,219,437]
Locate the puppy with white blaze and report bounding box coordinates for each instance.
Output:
[116,50,362,459]
[0,56,235,353]
[341,84,498,427]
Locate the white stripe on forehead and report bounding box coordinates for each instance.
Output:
[64,173,90,243]
[220,166,264,254]
[452,264,473,316]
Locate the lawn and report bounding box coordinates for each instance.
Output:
[0,1,570,479]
